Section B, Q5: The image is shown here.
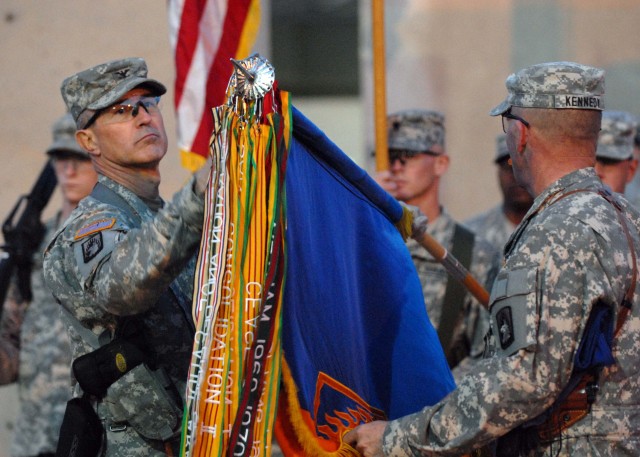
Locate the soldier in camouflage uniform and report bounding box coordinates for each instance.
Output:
[43,58,211,456]
[0,113,98,457]
[346,62,640,456]
[594,111,638,193]
[377,110,500,379]
[464,134,533,252]
[623,121,640,207]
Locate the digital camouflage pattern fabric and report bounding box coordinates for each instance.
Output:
[61,57,166,128]
[47,113,90,158]
[490,61,605,116]
[10,217,72,457]
[387,110,446,153]
[464,205,516,253]
[0,280,25,386]
[383,168,640,456]
[596,111,637,161]
[44,175,204,456]
[406,208,499,380]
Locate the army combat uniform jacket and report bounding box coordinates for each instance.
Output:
[44,175,204,456]
[464,204,517,253]
[382,168,640,456]
[406,209,499,379]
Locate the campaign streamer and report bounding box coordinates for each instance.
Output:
[181,55,290,457]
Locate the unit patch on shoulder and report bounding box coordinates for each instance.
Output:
[81,232,104,264]
[75,218,116,240]
[496,306,514,350]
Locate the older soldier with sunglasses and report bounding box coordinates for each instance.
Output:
[376,110,499,380]
[43,58,211,456]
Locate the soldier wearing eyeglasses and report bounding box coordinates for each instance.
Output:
[464,134,534,253]
[43,58,211,456]
[376,110,500,380]
[346,62,640,456]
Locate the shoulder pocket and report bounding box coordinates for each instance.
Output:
[489,266,538,356]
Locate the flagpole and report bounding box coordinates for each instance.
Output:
[372,0,389,172]
[370,1,490,308]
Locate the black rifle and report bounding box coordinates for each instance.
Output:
[0,161,57,320]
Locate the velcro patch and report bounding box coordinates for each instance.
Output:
[81,232,103,264]
[75,218,116,240]
[496,306,514,350]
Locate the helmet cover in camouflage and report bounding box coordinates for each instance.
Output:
[387,110,445,153]
[494,134,509,163]
[490,61,605,116]
[46,113,90,159]
[61,57,166,129]
[596,110,637,161]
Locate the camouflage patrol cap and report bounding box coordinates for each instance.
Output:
[61,57,166,129]
[490,61,605,116]
[387,110,445,153]
[596,111,637,161]
[46,113,90,159]
[494,134,509,163]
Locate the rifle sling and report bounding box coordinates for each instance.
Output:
[437,223,474,364]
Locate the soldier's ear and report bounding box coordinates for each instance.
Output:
[76,130,100,158]
[627,158,639,184]
[434,154,450,177]
[515,122,529,154]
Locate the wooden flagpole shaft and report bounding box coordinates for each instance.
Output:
[418,232,490,308]
[372,0,389,172]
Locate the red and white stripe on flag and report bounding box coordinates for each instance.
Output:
[168,0,260,171]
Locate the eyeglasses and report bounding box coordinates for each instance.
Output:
[501,110,530,133]
[389,149,439,165]
[84,95,161,128]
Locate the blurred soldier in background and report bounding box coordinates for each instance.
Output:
[594,110,638,194]
[376,110,499,379]
[623,119,640,207]
[464,134,533,252]
[0,113,97,457]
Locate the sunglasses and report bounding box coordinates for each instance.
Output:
[84,95,161,128]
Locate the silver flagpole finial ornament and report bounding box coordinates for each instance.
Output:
[229,54,275,100]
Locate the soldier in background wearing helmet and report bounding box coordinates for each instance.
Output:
[0,113,98,457]
[43,58,211,456]
[594,110,638,194]
[347,61,640,456]
[375,110,499,380]
[464,134,534,252]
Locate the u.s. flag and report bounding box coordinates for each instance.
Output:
[168,0,260,171]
